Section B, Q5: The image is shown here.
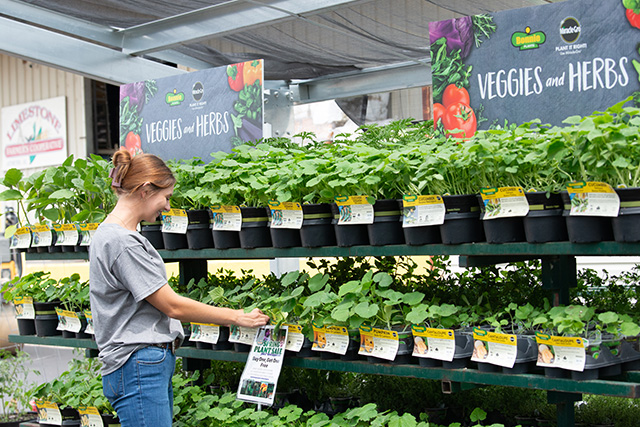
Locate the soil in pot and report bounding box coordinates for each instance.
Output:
[34,301,62,337]
[523,191,567,243]
[439,195,485,244]
[561,191,614,243]
[612,187,640,242]
[300,204,335,247]
[331,204,369,247]
[141,219,164,249]
[186,209,214,249]
[367,199,404,246]
[239,207,272,249]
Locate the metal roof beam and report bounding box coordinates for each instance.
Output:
[291,60,432,104]
[118,0,366,56]
[0,16,186,85]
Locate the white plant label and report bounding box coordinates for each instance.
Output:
[78,406,103,427]
[53,223,78,246]
[283,324,304,352]
[471,328,518,368]
[56,308,82,333]
[402,195,446,227]
[9,226,31,249]
[312,325,350,355]
[358,326,400,361]
[31,224,52,247]
[211,205,242,231]
[229,325,260,345]
[411,326,456,361]
[36,400,62,425]
[161,209,188,234]
[335,196,374,225]
[190,323,221,344]
[567,181,620,217]
[14,296,35,319]
[268,201,303,229]
[79,223,99,246]
[535,332,587,371]
[480,187,529,220]
[84,310,94,335]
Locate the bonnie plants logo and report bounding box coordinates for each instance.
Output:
[192,82,204,101]
[511,26,546,50]
[165,89,185,106]
[560,17,581,43]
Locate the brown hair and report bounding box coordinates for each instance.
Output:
[110,148,175,196]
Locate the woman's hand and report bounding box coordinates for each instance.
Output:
[235,308,270,328]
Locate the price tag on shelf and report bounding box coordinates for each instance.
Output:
[31,224,52,247]
[36,400,62,425]
[268,201,303,229]
[411,325,456,361]
[190,323,222,344]
[479,187,529,220]
[211,205,242,231]
[283,324,304,352]
[358,326,400,361]
[535,332,586,372]
[84,310,94,335]
[78,223,99,246]
[334,195,374,225]
[9,226,31,249]
[471,328,518,368]
[55,308,82,333]
[14,297,35,319]
[566,181,620,217]
[161,209,188,234]
[402,194,445,227]
[311,324,350,355]
[53,223,79,246]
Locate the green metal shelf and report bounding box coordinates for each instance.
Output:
[11,335,640,399]
[23,241,640,262]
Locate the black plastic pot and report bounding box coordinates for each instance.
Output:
[477,195,527,243]
[439,195,485,244]
[181,323,194,347]
[523,192,567,243]
[300,204,335,247]
[61,229,81,253]
[17,318,36,335]
[212,229,241,249]
[561,191,614,243]
[612,187,640,242]
[330,204,369,247]
[267,204,303,248]
[367,199,404,246]
[186,209,214,249]
[75,315,90,339]
[212,326,232,350]
[34,301,62,337]
[399,199,442,245]
[239,207,272,249]
[101,414,120,426]
[47,230,61,253]
[141,219,164,249]
[365,327,414,364]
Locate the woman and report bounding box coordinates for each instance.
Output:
[89,148,269,427]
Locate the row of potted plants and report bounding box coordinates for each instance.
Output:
[3,100,640,252]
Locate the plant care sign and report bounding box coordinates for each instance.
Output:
[1,96,67,171]
[237,325,288,406]
[119,60,263,161]
[429,0,640,136]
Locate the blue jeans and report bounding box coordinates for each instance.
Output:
[102,346,176,427]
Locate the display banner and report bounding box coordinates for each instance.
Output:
[1,96,67,171]
[429,0,640,136]
[237,325,288,406]
[119,60,263,161]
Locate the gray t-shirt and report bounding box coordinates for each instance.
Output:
[89,223,184,375]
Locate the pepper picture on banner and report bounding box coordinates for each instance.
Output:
[429,0,640,137]
[119,60,263,162]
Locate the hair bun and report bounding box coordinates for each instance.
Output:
[112,148,132,168]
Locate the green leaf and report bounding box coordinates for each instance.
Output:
[3,168,23,187]
[338,280,363,297]
[280,271,299,287]
[0,189,23,201]
[402,292,425,306]
[470,407,487,422]
[49,189,75,200]
[373,272,393,288]
[308,274,329,293]
[354,302,378,319]
[3,224,17,239]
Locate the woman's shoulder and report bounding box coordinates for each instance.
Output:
[92,223,148,254]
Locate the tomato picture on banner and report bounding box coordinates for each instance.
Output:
[118,60,264,162]
[429,0,640,136]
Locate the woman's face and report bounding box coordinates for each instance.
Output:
[142,185,174,222]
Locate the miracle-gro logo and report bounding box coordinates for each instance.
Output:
[511,26,546,50]
[165,89,185,106]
